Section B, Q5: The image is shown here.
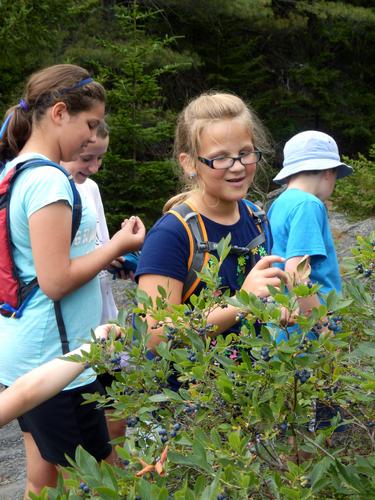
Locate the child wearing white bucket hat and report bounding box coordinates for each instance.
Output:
[269,130,353,432]
[269,130,353,322]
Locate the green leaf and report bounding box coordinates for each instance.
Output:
[157,285,167,299]
[310,456,333,486]
[228,430,241,453]
[95,486,120,498]
[168,441,213,474]
[73,446,101,480]
[157,487,170,500]
[210,428,222,449]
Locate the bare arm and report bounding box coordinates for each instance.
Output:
[138,255,287,350]
[29,202,145,300]
[0,324,121,428]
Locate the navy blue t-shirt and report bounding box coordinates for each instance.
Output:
[136,200,266,299]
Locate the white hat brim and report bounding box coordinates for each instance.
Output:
[273,159,353,184]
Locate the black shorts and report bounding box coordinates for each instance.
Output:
[97,372,116,391]
[18,380,112,466]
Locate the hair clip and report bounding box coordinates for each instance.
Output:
[18,99,29,112]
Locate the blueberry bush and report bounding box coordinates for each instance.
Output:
[33,235,375,499]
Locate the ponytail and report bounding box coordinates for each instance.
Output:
[0,104,32,162]
[163,191,194,213]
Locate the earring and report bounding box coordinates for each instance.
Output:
[188,172,197,180]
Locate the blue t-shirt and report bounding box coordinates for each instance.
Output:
[268,188,341,295]
[0,153,101,389]
[136,199,266,316]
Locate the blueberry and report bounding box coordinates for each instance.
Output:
[110,355,121,364]
[122,459,130,466]
[295,369,310,384]
[261,346,271,361]
[301,477,312,488]
[158,428,168,436]
[173,422,181,431]
[161,435,168,443]
[126,416,138,427]
[280,422,288,432]
[328,323,339,332]
[364,269,372,277]
[170,430,177,437]
[79,482,90,494]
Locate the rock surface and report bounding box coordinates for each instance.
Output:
[1,212,374,499]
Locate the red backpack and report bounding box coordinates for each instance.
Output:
[0,159,82,352]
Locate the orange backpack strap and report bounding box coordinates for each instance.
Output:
[168,202,211,303]
[168,199,272,303]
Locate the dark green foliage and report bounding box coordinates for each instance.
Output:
[0,0,84,107]
[64,1,192,232]
[332,146,375,220]
[96,153,179,230]
[1,0,375,224]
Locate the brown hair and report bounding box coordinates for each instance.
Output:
[96,120,109,140]
[0,64,105,161]
[163,91,272,212]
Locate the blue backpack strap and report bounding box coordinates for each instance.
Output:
[242,198,273,255]
[14,159,82,241]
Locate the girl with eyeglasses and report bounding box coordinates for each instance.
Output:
[136,91,286,351]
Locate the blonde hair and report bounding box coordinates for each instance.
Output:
[163,91,271,212]
[0,64,105,161]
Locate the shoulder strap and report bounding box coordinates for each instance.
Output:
[168,199,273,303]
[168,202,210,303]
[13,159,82,241]
[242,198,273,255]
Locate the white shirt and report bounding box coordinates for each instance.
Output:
[76,179,118,322]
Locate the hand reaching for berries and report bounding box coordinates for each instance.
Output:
[241,255,287,298]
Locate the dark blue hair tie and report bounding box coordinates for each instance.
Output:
[18,99,29,112]
[60,77,93,95]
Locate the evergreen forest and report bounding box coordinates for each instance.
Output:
[1,0,374,231]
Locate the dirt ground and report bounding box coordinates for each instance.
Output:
[0,214,374,499]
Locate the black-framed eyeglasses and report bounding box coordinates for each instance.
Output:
[198,150,262,170]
